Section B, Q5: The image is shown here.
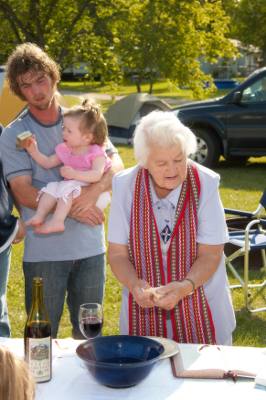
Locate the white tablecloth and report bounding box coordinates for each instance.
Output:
[1,338,266,400]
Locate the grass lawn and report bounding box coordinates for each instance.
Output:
[59,79,231,102]
[7,148,266,347]
[64,95,112,114]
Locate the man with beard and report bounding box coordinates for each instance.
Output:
[0,43,124,338]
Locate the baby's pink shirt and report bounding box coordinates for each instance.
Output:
[55,143,112,174]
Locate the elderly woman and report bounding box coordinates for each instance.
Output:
[107,111,235,345]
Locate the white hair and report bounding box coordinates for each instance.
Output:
[133,110,197,166]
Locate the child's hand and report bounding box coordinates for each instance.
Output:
[26,135,37,153]
[60,166,76,180]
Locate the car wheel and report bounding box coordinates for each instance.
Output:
[189,128,221,169]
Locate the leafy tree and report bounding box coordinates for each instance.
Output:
[0,0,237,98]
[0,0,122,81]
[115,0,237,97]
[225,0,266,67]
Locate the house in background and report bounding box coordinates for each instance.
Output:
[199,39,262,79]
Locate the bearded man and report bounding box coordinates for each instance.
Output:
[0,43,123,338]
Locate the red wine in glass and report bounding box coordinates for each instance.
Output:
[79,316,103,339]
[78,303,104,341]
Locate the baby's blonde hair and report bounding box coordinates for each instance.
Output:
[0,346,35,400]
[63,99,108,146]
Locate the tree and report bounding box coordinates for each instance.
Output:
[0,0,123,81]
[225,0,266,67]
[0,0,238,98]
[114,0,238,97]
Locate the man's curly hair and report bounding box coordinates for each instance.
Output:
[5,43,61,101]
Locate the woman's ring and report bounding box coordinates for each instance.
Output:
[77,207,81,211]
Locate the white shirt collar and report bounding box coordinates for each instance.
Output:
[149,175,182,208]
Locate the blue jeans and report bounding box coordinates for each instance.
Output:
[0,245,11,337]
[23,253,105,339]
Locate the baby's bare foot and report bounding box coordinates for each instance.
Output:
[25,214,46,227]
[34,220,65,234]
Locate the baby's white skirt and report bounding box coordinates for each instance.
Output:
[37,180,111,211]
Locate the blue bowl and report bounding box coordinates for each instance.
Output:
[76,335,165,388]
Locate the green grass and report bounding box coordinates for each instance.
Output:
[59,79,231,101]
[8,150,266,346]
[64,95,112,113]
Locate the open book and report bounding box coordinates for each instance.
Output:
[171,345,265,381]
[255,356,266,386]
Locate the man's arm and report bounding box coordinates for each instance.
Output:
[8,175,39,210]
[8,184,24,216]
[70,152,124,226]
[8,183,27,244]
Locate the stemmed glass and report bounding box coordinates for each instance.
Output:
[79,303,104,340]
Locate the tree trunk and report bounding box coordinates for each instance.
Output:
[261,49,266,67]
[149,78,153,94]
[134,76,141,93]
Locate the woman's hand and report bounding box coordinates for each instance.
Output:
[152,280,193,310]
[130,280,157,309]
[151,243,224,310]
[60,166,75,180]
[25,135,37,154]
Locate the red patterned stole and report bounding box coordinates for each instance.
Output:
[128,163,216,344]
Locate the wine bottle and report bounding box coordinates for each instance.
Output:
[24,277,52,383]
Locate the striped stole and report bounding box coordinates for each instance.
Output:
[128,163,216,344]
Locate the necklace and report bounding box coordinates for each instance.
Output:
[158,204,176,255]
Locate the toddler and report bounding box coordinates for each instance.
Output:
[25,99,112,234]
[0,345,35,400]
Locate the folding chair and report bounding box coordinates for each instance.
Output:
[224,189,266,312]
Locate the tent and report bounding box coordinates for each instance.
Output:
[0,70,70,128]
[104,93,171,144]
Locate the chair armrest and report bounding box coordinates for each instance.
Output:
[224,208,253,218]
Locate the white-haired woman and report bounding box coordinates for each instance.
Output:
[107,111,235,345]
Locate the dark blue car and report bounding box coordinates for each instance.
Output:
[172,67,266,169]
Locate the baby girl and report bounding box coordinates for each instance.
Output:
[25,99,112,234]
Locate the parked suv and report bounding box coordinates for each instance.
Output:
[172,67,266,168]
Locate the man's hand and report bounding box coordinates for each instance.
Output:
[12,218,26,244]
[70,204,105,227]
[69,185,105,226]
[60,166,75,180]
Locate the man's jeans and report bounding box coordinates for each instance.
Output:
[0,244,11,337]
[23,253,105,339]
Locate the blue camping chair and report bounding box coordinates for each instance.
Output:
[225,189,266,312]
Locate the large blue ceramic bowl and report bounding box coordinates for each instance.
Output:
[76,335,165,388]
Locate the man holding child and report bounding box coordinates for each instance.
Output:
[0,43,124,338]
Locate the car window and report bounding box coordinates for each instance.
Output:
[242,77,266,103]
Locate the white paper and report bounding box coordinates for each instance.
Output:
[255,356,266,386]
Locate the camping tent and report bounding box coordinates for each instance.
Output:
[104,93,171,144]
[0,70,70,128]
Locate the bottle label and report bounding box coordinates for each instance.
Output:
[26,337,51,382]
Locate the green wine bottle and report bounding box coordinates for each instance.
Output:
[24,277,52,383]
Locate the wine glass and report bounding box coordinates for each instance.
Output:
[79,303,103,340]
